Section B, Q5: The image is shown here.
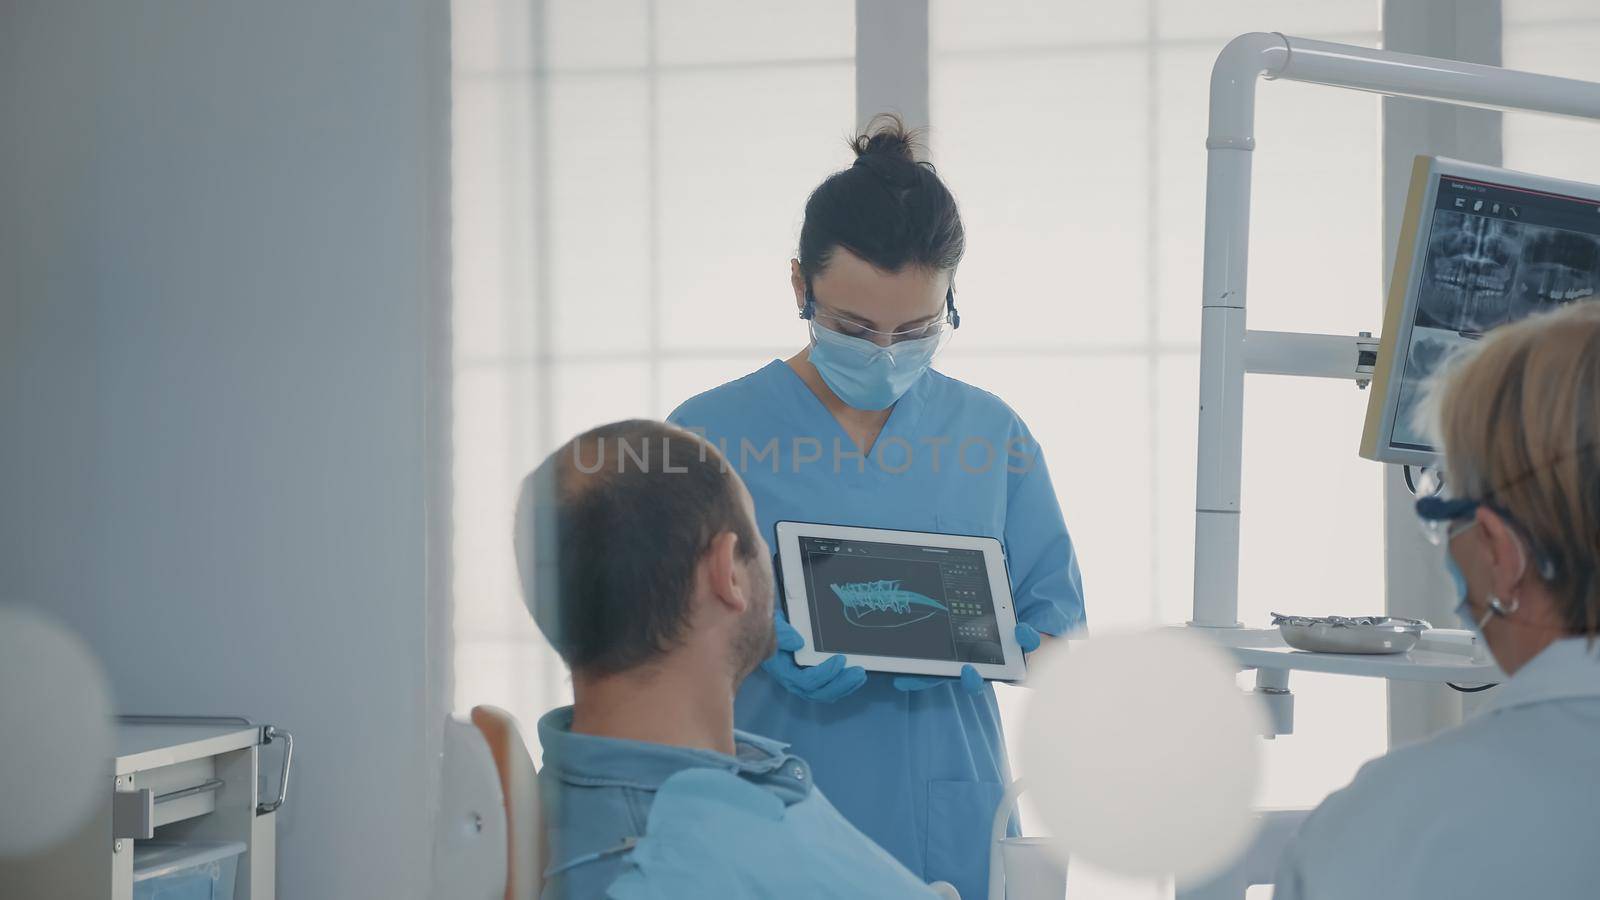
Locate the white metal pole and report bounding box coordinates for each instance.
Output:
[1278,36,1600,120]
[1192,34,1288,628]
[855,0,930,136]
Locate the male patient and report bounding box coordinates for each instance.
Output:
[515,419,937,899]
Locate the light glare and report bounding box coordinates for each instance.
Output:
[1021,629,1265,882]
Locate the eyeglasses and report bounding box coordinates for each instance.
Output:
[1413,468,1561,579]
[801,282,961,347]
[811,307,953,344]
[1412,469,1481,546]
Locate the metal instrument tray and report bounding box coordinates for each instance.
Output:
[1270,613,1431,655]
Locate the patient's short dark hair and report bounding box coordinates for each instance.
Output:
[513,420,757,676]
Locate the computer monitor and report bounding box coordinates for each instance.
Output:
[1361,156,1600,466]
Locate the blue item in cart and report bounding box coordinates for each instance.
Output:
[132,841,246,900]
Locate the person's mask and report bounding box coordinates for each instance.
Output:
[1442,520,1529,638]
[1444,553,1493,635]
[808,326,941,411]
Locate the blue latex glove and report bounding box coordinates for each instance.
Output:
[893,665,985,694]
[762,612,868,703]
[892,624,1043,693]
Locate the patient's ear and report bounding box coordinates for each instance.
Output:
[702,531,748,614]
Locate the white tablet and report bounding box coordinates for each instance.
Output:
[773,520,1028,681]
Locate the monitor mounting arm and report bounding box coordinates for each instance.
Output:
[1242,330,1378,386]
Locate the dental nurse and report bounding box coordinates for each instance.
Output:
[668,116,1086,900]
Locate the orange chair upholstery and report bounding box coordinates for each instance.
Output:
[471,705,544,900]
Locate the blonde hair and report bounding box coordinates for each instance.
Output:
[1426,302,1600,637]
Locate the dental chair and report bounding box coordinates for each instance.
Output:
[471,705,543,900]
[433,707,543,900]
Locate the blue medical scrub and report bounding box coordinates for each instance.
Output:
[670,360,1086,900]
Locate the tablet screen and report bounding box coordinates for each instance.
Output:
[795,534,1005,665]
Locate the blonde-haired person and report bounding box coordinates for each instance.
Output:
[1274,301,1600,899]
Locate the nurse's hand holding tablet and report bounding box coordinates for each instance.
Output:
[765,608,1040,698]
[893,622,1042,693]
[765,615,866,702]
[668,115,1086,900]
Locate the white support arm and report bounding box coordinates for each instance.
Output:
[1242,331,1377,382]
[1278,37,1600,119]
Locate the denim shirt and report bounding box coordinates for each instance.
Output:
[537,706,814,899]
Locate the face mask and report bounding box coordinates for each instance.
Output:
[1444,553,1493,635]
[1443,520,1529,638]
[808,325,941,411]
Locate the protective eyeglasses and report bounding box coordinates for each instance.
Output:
[800,282,961,347]
[1413,468,1561,580]
[1412,469,1481,547]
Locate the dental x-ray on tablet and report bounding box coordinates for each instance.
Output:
[773,520,1028,681]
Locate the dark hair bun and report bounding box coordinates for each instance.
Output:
[850,113,920,165]
[799,111,964,279]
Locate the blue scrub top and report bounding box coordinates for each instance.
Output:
[669,360,1087,900]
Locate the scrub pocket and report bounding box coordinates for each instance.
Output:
[925,779,1008,895]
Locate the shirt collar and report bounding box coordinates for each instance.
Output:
[537,706,794,791]
[1484,636,1600,715]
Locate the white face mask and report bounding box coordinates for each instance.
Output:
[807,323,943,411]
[1442,523,1527,638]
[1446,553,1493,635]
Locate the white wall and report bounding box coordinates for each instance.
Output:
[0,2,450,898]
